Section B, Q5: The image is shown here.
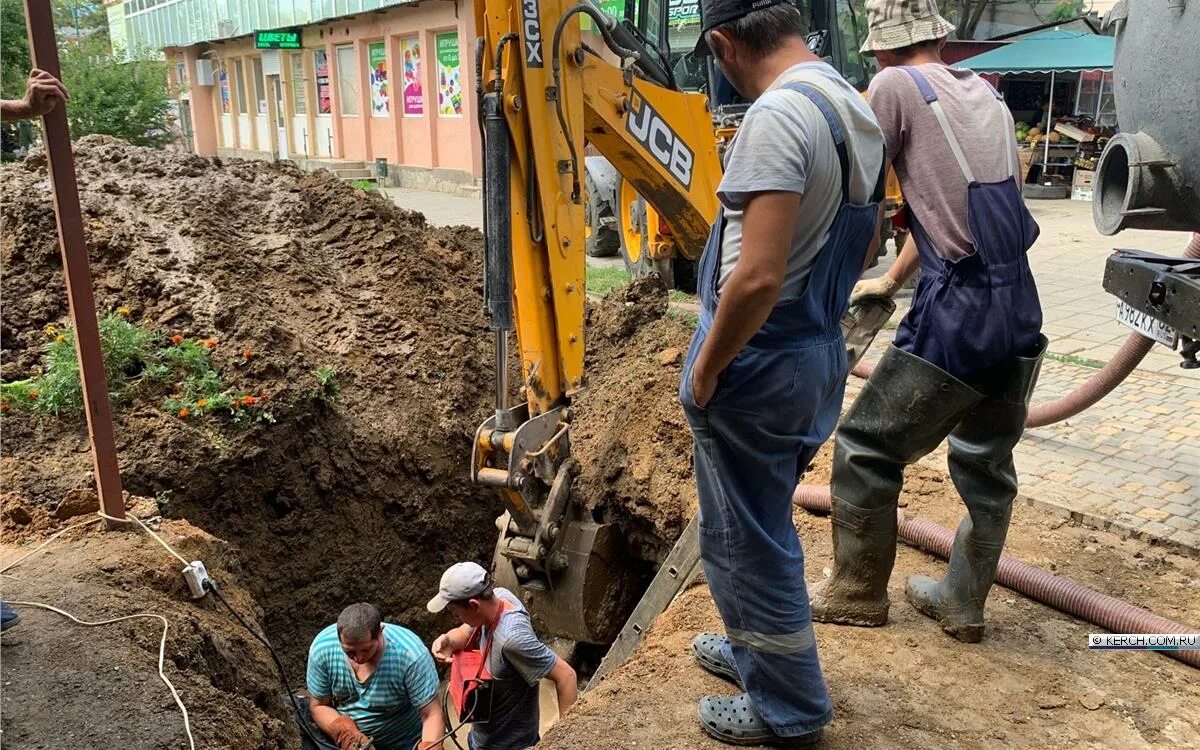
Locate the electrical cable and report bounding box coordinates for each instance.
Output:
[5,600,196,750]
[0,516,102,574]
[203,580,333,749]
[98,510,192,566]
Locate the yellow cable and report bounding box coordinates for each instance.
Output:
[97,510,191,567]
[0,516,103,574]
[5,600,196,750]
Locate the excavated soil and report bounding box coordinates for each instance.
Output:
[543,450,1200,750]
[0,138,684,684]
[1,495,297,750]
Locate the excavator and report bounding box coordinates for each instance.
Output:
[469,0,889,644]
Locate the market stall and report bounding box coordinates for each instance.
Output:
[958,29,1115,199]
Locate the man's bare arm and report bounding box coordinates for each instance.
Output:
[691,191,801,406]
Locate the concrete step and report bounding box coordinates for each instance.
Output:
[336,168,375,180]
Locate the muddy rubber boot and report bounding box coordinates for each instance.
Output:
[906,337,1047,643]
[811,346,981,627]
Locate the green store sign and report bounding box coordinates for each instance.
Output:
[255,28,302,50]
[594,0,700,25]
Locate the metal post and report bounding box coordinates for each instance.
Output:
[1043,70,1055,180]
[24,0,125,523]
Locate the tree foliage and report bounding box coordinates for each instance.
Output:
[0,0,174,148]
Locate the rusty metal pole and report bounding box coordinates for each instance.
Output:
[23,0,125,522]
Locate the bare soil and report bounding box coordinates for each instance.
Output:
[1,495,297,749]
[542,451,1200,750]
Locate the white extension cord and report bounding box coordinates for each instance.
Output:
[2,510,201,749]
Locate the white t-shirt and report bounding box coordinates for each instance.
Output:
[717,61,885,301]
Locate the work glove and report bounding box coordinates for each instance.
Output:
[850,275,899,305]
[330,715,371,750]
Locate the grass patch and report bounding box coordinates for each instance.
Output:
[666,308,700,328]
[586,265,632,295]
[347,179,379,192]
[668,289,696,304]
[1046,352,1106,369]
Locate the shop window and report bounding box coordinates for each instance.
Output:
[219,67,230,114]
[434,32,462,117]
[315,49,332,115]
[252,57,267,115]
[291,53,307,115]
[336,44,359,116]
[400,37,423,116]
[368,41,389,116]
[234,59,247,114]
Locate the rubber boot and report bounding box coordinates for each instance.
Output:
[811,346,982,626]
[906,337,1047,643]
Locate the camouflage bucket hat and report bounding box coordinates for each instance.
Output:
[861,0,956,55]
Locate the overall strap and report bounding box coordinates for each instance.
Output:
[899,66,975,183]
[979,75,1021,179]
[777,81,852,204]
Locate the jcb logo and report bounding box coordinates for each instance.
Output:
[523,0,543,67]
[625,90,694,189]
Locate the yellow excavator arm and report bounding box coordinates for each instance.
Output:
[470,0,892,643]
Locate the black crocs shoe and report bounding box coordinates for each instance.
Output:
[692,632,742,687]
[698,694,824,747]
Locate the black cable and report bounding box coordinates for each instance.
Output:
[204,581,333,749]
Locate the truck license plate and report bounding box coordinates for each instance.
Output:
[1115,300,1178,348]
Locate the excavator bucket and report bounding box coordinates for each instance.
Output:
[492,509,641,644]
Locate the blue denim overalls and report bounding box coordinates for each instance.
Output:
[892,67,1043,380]
[680,81,883,736]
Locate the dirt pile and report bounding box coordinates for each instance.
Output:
[0,137,506,673]
[0,138,699,681]
[543,447,1200,750]
[572,277,697,562]
[1,494,296,749]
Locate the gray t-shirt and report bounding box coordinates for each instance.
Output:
[717,61,885,300]
[468,589,558,750]
[867,63,1021,259]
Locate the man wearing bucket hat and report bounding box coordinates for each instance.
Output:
[680,0,886,746]
[428,562,576,750]
[809,0,1048,644]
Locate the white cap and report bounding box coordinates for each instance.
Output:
[427,562,489,613]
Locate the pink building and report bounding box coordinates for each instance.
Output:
[162,3,482,194]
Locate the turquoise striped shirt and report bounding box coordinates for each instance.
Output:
[306,622,438,750]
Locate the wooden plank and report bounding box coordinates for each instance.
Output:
[24,0,125,523]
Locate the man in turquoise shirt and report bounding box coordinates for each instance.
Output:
[306,603,444,750]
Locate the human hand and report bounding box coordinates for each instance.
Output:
[19,69,69,118]
[849,275,899,305]
[690,365,718,409]
[431,633,455,664]
[330,715,370,750]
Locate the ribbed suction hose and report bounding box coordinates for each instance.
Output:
[793,484,1199,670]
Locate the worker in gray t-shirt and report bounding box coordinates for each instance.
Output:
[428,562,577,750]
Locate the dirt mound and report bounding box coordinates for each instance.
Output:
[572,277,697,561]
[1,497,296,749]
[543,445,1200,750]
[0,138,698,679]
[0,137,506,671]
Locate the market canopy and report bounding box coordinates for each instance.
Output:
[958,29,1114,75]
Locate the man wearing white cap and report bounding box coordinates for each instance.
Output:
[428,562,577,750]
[811,0,1046,644]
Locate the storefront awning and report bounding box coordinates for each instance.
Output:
[958,29,1114,75]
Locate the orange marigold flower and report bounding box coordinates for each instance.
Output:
[242,349,253,360]
[178,407,190,418]
[43,324,58,337]
[28,391,39,400]
[170,334,184,345]
[1,401,10,413]
[203,338,219,349]
[241,395,257,407]
[196,399,208,408]
[55,334,67,343]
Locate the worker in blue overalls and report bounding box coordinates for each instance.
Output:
[681,0,886,745]
[810,0,1048,644]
